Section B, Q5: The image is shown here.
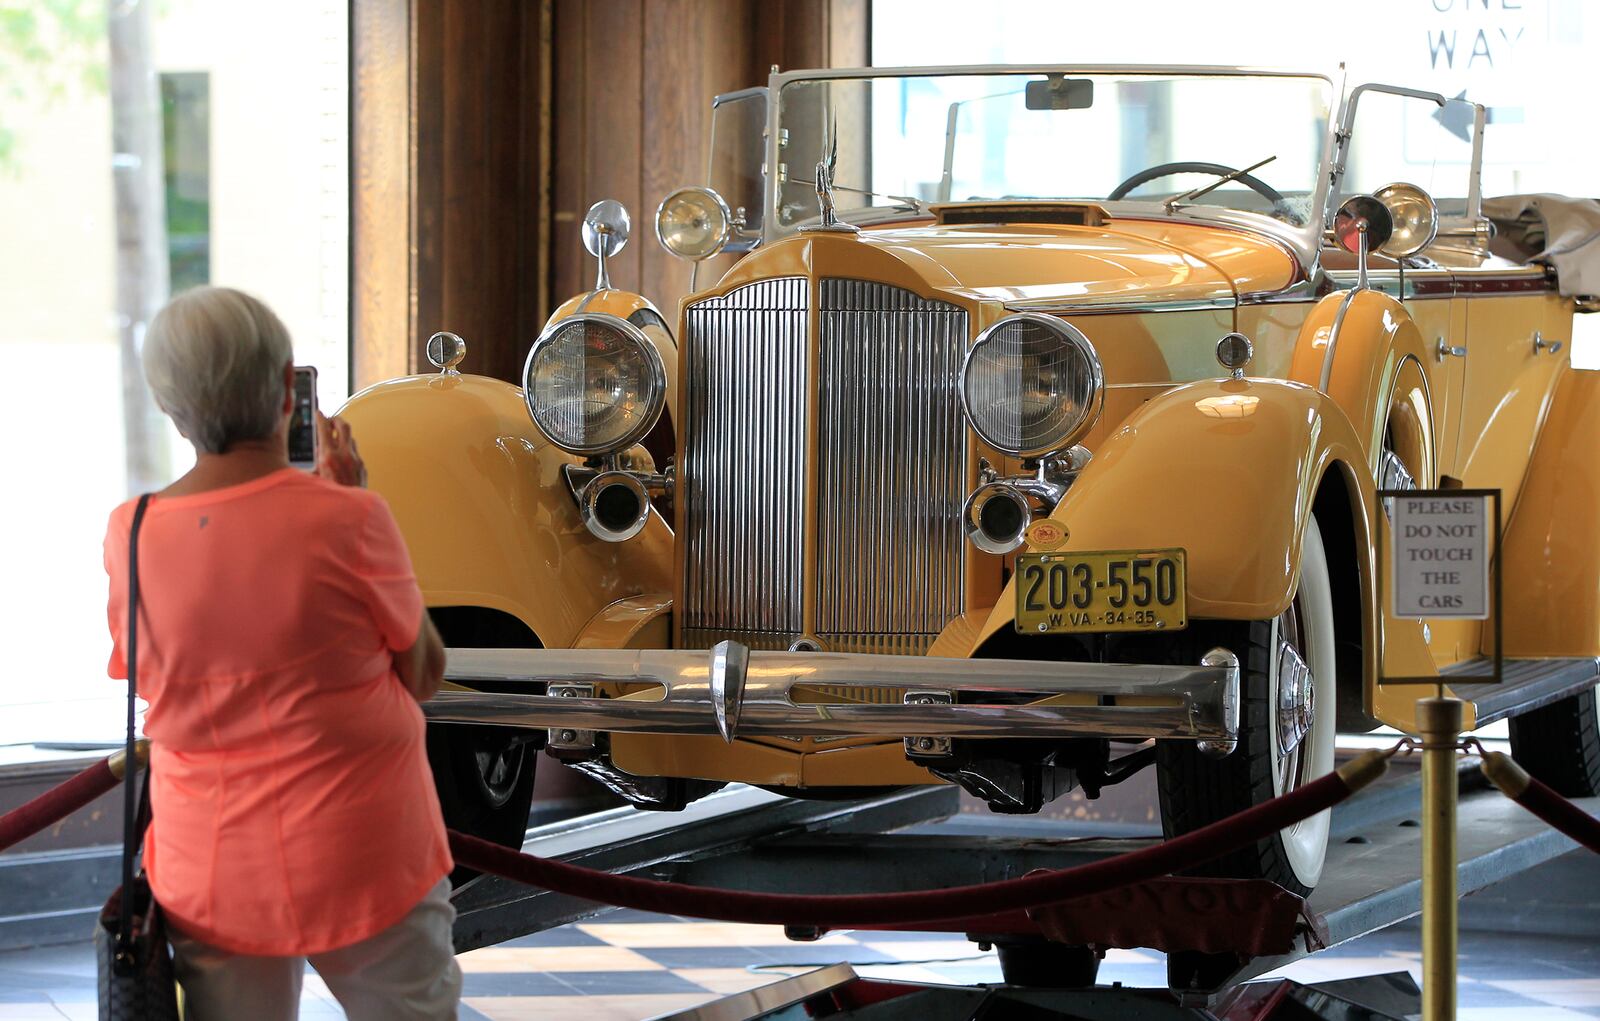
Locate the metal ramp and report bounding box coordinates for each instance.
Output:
[648,965,1428,1020]
[451,783,959,952]
[450,749,1599,1018]
[1445,656,1600,724]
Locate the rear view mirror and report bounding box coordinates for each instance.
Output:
[1025,76,1093,111]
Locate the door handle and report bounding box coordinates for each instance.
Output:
[1533,331,1564,355]
[1436,337,1467,361]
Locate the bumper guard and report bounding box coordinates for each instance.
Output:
[426,642,1240,745]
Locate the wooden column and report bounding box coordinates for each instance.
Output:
[352,0,549,388]
[352,0,868,388]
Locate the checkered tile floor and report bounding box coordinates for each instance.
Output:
[1,912,1596,1019]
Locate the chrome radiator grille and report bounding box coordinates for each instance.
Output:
[680,278,808,644]
[815,280,968,651]
[679,277,968,655]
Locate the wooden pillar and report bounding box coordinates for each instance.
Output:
[352,0,868,388]
[352,0,549,389]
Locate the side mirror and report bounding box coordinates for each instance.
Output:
[1333,195,1394,256]
[1373,182,1440,259]
[582,199,631,290]
[1333,195,1394,291]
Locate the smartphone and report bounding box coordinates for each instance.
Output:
[288,366,319,471]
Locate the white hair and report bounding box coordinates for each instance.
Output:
[142,287,294,455]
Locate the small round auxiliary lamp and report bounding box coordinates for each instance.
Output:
[426,331,467,375]
[1215,332,1253,379]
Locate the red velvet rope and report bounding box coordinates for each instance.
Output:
[0,748,1361,930]
[1506,775,1600,855]
[449,767,1356,928]
[0,759,121,854]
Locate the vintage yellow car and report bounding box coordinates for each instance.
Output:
[341,65,1600,896]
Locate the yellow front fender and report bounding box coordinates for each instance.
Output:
[980,378,1370,629]
[970,377,1436,725]
[338,373,675,648]
[1288,288,1437,483]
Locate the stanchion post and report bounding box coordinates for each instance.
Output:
[1418,696,1464,1021]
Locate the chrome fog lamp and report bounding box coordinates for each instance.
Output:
[963,482,1032,555]
[656,187,732,261]
[960,313,1104,458]
[577,470,652,543]
[960,448,1091,555]
[524,312,666,456]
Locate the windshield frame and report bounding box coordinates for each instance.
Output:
[765,63,1343,268]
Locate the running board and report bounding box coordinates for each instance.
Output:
[1444,656,1600,727]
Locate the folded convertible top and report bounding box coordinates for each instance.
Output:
[1484,193,1600,297]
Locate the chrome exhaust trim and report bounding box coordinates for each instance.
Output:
[428,641,1240,745]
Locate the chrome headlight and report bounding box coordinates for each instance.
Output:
[960,313,1104,457]
[524,313,666,456]
[656,186,732,261]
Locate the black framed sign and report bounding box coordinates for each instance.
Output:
[1376,488,1502,686]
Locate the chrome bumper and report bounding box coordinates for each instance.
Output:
[425,641,1240,745]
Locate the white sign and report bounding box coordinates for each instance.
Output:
[1390,493,1491,619]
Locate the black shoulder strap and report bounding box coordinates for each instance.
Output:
[118,494,153,953]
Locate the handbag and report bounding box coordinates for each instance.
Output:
[95,493,181,1020]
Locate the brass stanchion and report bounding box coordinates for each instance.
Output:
[1418,696,1464,1021]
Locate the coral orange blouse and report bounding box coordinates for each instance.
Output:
[103,469,451,956]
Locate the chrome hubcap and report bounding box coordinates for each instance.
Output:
[1378,446,1415,492]
[1276,638,1315,757]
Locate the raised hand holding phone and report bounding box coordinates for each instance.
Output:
[315,412,367,488]
[288,366,319,470]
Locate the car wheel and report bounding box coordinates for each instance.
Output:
[1507,687,1600,798]
[1154,513,1338,896]
[426,724,539,884]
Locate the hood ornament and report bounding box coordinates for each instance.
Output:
[800,112,858,234]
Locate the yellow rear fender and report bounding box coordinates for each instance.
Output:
[1498,368,1600,658]
[1287,289,1437,485]
[338,373,675,650]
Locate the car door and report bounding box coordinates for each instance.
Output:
[1450,277,1570,500]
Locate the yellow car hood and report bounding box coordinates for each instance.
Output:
[715,216,1300,309]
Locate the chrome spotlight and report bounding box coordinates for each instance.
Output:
[1373,182,1440,259]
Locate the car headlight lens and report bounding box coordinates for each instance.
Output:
[655,187,731,260]
[960,313,1104,457]
[524,313,666,456]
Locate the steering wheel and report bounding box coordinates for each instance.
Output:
[1107,161,1296,222]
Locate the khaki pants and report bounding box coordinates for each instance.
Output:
[169,878,462,1021]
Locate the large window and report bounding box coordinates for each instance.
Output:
[873,0,1597,200]
[872,1,1599,366]
[0,0,349,751]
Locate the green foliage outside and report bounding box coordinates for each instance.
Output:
[0,0,106,172]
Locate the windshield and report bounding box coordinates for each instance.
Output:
[775,71,1334,237]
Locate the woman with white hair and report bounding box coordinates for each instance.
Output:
[102,286,460,1020]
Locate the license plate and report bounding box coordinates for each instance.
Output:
[1014,549,1188,634]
